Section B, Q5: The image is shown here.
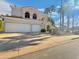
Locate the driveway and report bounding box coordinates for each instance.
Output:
[14,38,79,59]
[0,34,79,59]
[0,33,48,52]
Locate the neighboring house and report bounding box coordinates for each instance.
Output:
[2,5,54,33]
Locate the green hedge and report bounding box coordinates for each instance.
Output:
[41,29,46,32]
[0,20,4,31]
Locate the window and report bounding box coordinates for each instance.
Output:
[33,14,37,19]
[25,12,30,18]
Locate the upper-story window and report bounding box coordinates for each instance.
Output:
[33,14,37,19]
[25,12,30,18]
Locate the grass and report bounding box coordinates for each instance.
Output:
[0,33,23,38]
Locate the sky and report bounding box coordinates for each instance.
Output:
[0,0,79,26]
[0,0,61,15]
[7,0,61,8]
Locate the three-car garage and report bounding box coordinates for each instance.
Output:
[5,23,41,32]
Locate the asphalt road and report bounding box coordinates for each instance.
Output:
[13,39,79,59]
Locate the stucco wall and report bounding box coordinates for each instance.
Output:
[4,17,44,28]
[11,7,22,17]
[11,6,43,20]
[22,7,43,20]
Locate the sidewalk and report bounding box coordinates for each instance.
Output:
[0,35,79,59]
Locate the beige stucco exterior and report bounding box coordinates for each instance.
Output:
[11,5,43,20]
[4,17,44,29]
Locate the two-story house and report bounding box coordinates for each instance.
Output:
[3,5,53,32]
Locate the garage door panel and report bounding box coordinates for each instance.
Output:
[5,23,31,32]
[32,25,41,32]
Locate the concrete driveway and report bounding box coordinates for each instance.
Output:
[0,33,79,59]
[0,33,48,51]
[14,38,79,59]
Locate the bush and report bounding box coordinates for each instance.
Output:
[47,25,50,31]
[41,29,46,32]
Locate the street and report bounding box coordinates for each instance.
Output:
[14,38,79,59]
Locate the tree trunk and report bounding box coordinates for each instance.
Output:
[72,16,74,33]
[61,10,64,32]
[60,0,64,32]
[60,12,62,31]
[67,15,70,32]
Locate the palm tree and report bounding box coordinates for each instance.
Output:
[72,0,76,33]
[49,5,56,17]
[44,5,56,33]
[57,0,65,32]
[48,17,55,26]
[60,0,65,32]
[58,0,71,32]
[44,7,50,15]
[44,5,56,24]
[44,5,56,15]
[57,7,62,31]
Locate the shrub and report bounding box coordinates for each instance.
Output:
[47,25,50,31]
[41,29,46,32]
[49,29,52,33]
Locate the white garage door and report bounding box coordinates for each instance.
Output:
[32,25,41,32]
[5,23,31,32]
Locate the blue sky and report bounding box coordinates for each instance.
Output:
[7,0,61,9]
[0,0,79,26]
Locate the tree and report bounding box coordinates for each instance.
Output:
[48,17,55,26]
[57,0,71,32]
[72,15,75,33]
[47,25,50,31]
[72,0,75,33]
[44,5,56,26]
[57,0,65,32]
[57,8,62,31]
[50,5,56,12]
[60,0,65,32]
[44,5,56,33]
[44,7,50,15]
[67,15,70,32]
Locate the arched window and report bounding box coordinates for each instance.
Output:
[33,14,37,19]
[25,12,30,18]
